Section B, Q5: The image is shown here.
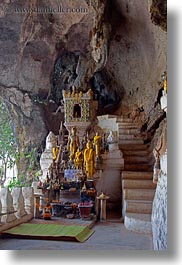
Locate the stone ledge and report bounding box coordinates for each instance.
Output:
[0,214,33,233]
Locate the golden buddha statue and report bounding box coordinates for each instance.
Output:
[84,140,95,179]
[52,147,59,160]
[67,127,79,161]
[74,147,83,169]
[93,132,102,157]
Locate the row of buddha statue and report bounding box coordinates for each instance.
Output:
[52,126,103,179]
[67,127,102,179]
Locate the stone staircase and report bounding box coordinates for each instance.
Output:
[97,114,156,233]
[117,116,156,234]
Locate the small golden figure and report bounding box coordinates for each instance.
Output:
[52,147,59,160]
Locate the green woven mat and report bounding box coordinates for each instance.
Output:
[2,223,94,243]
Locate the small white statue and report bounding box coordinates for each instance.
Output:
[46,131,57,150]
[107,131,116,143]
[107,131,118,151]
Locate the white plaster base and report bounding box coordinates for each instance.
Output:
[125,214,152,235]
[152,152,167,250]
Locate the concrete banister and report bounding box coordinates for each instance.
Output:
[12,187,27,219]
[0,187,17,223]
[0,186,35,232]
[22,187,34,215]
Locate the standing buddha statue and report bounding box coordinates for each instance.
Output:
[67,127,79,161]
[74,147,83,169]
[93,132,102,157]
[84,140,95,179]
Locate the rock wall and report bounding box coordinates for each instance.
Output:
[106,0,167,133]
[152,152,167,250]
[0,0,167,177]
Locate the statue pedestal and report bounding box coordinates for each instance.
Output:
[102,146,124,170]
[95,145,124,208]
[64,121,91,142]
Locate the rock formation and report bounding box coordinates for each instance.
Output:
[0,0,167,180]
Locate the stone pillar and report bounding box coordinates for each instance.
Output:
[22,187,34,215]
[32,181,44,218]
[11,187,27,219]
[0,188,17,223]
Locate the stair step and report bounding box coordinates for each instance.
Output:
[124,213,152,234]
[119,139,144,145]
[119,135,143,140]
[118,124,140,129]
[124,156,150,164]
[116,117,133,123]
[125,200,153,214]
[117,122,139,126]
[125,212,151,222]
[122,150,149,156]
[122,179,156,189]
[124,164,153,171]
[123,189,155,201]
[118,128,140,135]
[120,144,149,150]
[122,171,153,180]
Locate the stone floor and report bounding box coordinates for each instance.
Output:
[0,215,153,250]
[30,216,96,228]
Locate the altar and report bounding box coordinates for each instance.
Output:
[37,86,123,220]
